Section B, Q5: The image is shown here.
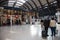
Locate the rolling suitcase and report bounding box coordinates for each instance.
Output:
[42,30,47,38]
[55,30,58,34]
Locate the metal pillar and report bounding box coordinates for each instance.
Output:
[56,11,60,23]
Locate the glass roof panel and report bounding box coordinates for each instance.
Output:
[18,0,26,3]
[16,2,23,5]
[8,0,15,7]
[8,3,15,7]
[8,0,26,7]
[9,1,15,2]
[15,4,22,6]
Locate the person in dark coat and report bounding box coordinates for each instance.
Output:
[43,17,50,36]
[7,19,10,25]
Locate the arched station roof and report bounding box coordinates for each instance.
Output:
[0,0,60,16]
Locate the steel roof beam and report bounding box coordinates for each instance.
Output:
[13,1,17,7]
[38,0,43,8]
[13,2,28,10]
[22,5,27,9]
[23,3,30,10]
[0,0,8,6]
[9,0,30,10]
[30,0,38,10]
[0,1,8,6]
[0,0,8,3]
[46,0,51,14]
[1,0,27,10]
[26,1,33,9]
[46,0,50,6]
[15,1,30,10]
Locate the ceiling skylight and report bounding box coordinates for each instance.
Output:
[8,0,26,7]
[18,0,26,3]
[9,1,15,3]
[8,1,15,7]
[16,2,24,5]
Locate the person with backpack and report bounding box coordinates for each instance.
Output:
[50,17,56,36]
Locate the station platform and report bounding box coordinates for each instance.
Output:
[0,24,60,40]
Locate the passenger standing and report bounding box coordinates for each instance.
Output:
[41,20,44,28]
[50,18,56,36]
[7,19,10,25]
[44,17,50,36]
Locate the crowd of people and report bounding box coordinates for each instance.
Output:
[40,16,57,38]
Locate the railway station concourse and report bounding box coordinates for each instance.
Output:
[0,0,60,40]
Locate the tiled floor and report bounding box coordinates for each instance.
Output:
[0,24,60,40]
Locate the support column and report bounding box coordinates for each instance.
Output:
[56,0,60,23]
[21,10,23,24]
[10,15,12,26]
[56,11,60,23]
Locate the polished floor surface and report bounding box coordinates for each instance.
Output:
[0,24,60,40]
